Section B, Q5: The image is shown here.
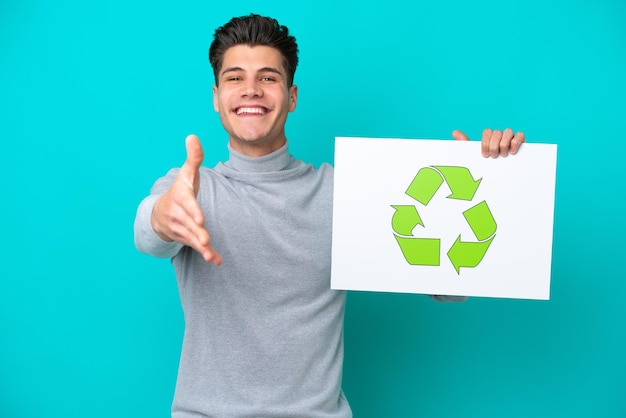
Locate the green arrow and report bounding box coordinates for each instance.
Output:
[433,166,482,201]
[447,235,495,274]
[391,205,424,236]
[394,235,440,266]
[405,167,443,205]
[463,200,497,241]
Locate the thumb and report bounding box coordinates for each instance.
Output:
[452,129,470,141]
[184,134,204,170]
[179,134,204,193]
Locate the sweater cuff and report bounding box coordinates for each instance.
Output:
[134,194,183,258]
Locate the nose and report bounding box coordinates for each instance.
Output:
[241,79,262,98]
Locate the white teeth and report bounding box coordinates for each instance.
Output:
[236,107,266,115]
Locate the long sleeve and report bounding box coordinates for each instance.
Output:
[134,169,184,259]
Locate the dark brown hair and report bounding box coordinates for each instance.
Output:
[209,14,299,86]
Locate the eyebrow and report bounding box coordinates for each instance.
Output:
[220,66,284,78]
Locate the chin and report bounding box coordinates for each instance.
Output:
[235,130,272,143]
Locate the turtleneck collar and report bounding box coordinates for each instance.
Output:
[223,142,294,173]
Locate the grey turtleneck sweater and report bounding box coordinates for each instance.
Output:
[134,143,352,418]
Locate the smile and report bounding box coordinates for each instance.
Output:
[236,106,268,115]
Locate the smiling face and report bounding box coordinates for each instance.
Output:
[213,45,298,157]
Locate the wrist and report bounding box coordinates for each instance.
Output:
[150,201,173,242]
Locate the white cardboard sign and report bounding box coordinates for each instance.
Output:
[331,137,558,300]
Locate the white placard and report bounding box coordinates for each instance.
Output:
[331,137,557,300]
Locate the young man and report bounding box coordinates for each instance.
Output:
[134,14,524,418]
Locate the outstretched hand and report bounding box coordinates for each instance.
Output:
[151,134,222,265]
[452,128,525,157]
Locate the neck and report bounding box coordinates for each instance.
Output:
[228,137,287,158]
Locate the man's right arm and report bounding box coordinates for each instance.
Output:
[133,134,222,265]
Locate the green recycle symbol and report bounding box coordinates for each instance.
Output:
[391,166,497,274]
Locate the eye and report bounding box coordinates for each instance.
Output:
[261,76,276,82]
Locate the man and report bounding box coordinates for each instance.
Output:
[134,14,524,418]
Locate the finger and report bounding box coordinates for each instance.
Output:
[189,230,222,265]
[452,129,470,141]
[184,223,221,265]
[155,199,204,245]
[510,131,525,155]
[173,199,221,263]
[172,222,221,265]
[180,208,209,247]
[176,187,206,228]
[202,245,223,265]
[481,128,492,157]
[489,129,503,158]
[499,128,515,157]
[163,208,220,264]
[168,176,204,227]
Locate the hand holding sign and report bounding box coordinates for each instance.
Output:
[452,128,525,157]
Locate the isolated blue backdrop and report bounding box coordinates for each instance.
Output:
[1,0,624,417]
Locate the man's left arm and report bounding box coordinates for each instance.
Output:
[430,127,526,303]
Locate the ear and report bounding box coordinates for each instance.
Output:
[212,85,219,112]
[288,85,298,112]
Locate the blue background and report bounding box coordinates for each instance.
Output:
[1,0,625,416]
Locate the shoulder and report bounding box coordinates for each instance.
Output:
[298,161,334,190]
[302,161,334,178]
[318,162,334,174]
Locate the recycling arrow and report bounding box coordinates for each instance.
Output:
[405,166,482,205]
[405,167,443,205]
[447,235,495,274]
[434,166,482,201]
[394,235,440,266]
[391,205,423,236]
[392,205,440,265]
[463,200,497,241]
[446,200,497,273]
